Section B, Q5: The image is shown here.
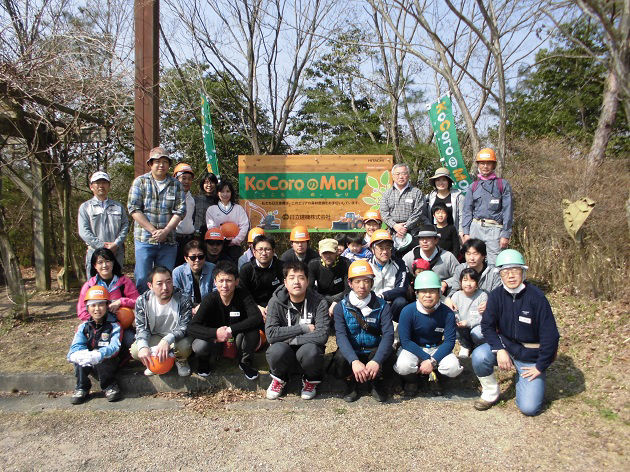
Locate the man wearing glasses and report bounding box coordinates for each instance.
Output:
[173,240,215,315]
[379,163,431,255]
[367,229,410,322]
[239,235,284,320]
[471,249,559,416]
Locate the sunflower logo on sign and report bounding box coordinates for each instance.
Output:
[361,171,391,209]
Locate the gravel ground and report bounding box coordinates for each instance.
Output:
[0,392,626,471]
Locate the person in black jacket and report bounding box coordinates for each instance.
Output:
[193,171,219,237]
[308,238,350,317]
[280,225,319,265]
[238,235,284,320]
[265,261,329,401]
[471,249,559,416]
[432,202,460,258]
[188,261,263,379]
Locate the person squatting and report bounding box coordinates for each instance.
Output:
[71,148,559,416]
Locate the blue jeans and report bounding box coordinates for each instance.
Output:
[134,241,178,294]
[471,343,546,416]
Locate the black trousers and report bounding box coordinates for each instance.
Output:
[332,346,395,382]
[266,342,325,382]
[191,330,260,365]
[74,356,119,390]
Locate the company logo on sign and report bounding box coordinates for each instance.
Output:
[240,173,367,199]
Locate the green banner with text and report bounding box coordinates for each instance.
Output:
[428,95,472,192]
[201,93,220,176]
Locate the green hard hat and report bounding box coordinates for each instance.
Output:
[495,249,526,267]
[414,270,442,290]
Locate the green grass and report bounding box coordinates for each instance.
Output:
[583,396,620,421]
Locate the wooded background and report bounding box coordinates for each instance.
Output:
[0,0,628,317]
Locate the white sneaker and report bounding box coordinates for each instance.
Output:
[144,368,155,376]
[300,379,319,400]
[458,347,470,358]
[266,377,286,400]
[176,360,191,377]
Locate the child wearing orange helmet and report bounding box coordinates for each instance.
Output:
[67,286,122,404]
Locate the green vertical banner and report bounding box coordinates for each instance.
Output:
[201,93,220,176]
[428,95,472,193]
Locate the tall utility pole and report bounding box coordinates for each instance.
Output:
[134,0,160,177]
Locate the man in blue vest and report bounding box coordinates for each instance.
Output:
[332,259,394,403]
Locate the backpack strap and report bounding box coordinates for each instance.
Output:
[413,246,421,260]
[472,178,504,194]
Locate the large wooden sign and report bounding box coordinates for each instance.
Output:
[238,155,393,232]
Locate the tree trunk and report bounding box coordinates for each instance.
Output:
[52,155,79,288]
[390,99,402,162]
[402,88,420,146]
[62,163,72,290]
[0,175,28,319]
[586,70,619,178]
[31,154,51,290]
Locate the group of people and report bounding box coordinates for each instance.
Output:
[69,146,559,416]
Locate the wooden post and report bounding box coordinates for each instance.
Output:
[134,0,160,177]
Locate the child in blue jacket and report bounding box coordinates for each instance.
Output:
[67,286,122,404]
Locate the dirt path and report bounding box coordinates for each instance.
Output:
[0,392,626,471]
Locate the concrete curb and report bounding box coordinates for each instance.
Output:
[0,370,354,395]
[0,368,480,399]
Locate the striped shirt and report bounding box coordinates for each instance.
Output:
[127,173,186,244]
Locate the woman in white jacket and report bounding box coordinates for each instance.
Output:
[427,167,464,242]
[205,180,249,262]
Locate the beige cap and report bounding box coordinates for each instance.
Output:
[147,146,171,165]
[428,167,454,184]
[319,238,339,253]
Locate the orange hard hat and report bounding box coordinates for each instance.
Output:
[84,285,109,304]
[290,225,310,242]
[205,227,224,241]
[116,306,135,329]
[220,222,240,239]
[476,148,497,163]
[248,227,265,243]
[146,354,176,375]
[347,259,374,279]
[369,229,393,247]
[173,162,194,178]
[363,210,382,223]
